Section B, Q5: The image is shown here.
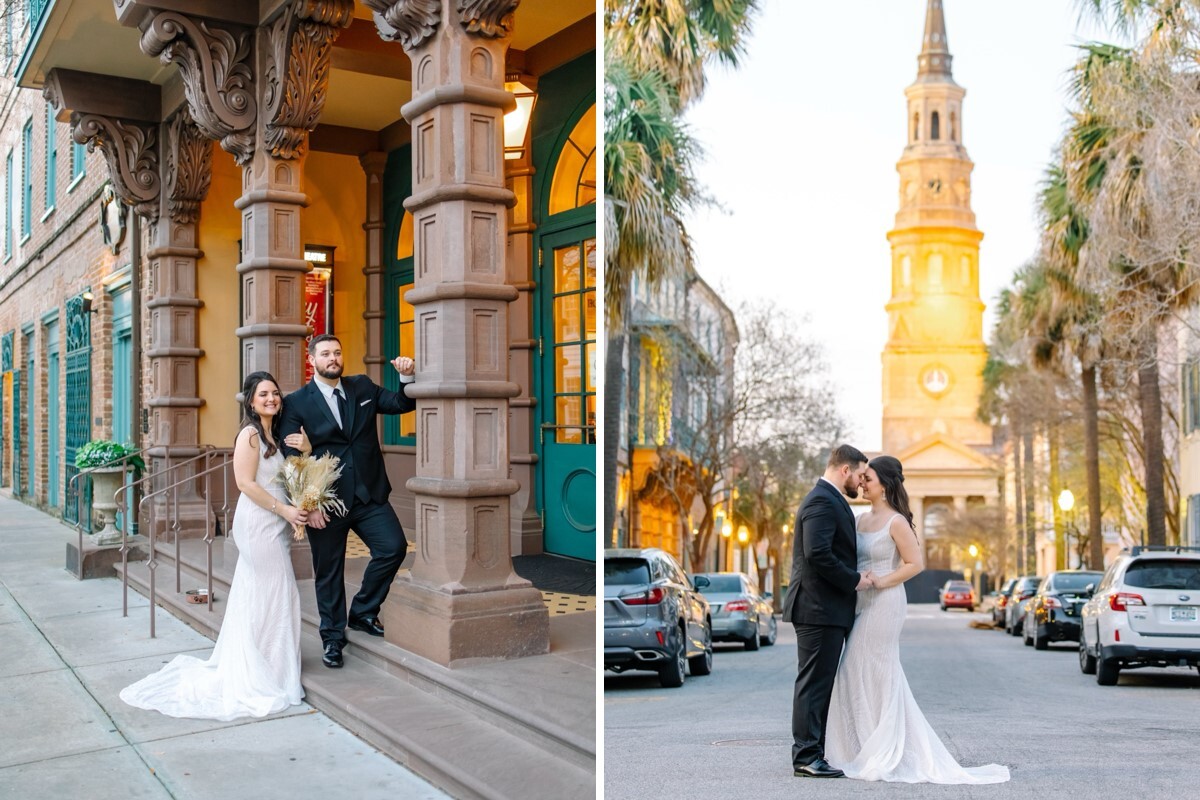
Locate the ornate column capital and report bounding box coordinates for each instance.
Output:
[359,150,389,176]
[263,0,355,160]
[164,108,213,225]
[457,0,519,38]
[139,12,257,165]
[364,0,442,48]
[70,113,160,221]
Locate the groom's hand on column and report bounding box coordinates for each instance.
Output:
[392,356,415,376]
[308,509,328,529]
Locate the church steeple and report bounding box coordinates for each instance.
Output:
[917,0,954,81]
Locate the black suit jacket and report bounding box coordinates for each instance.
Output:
[279,375,415,505]
[781,479,862,629]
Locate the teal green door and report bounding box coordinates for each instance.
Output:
[26,354,33,497]
[47,334,59,508]
[538,226,596,560]
[111,289,132,529]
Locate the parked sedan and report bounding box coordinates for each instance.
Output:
[939,580,975,611]
[1005,576,1043,636]
[1025,569,1104,650]
[692,572,777,650]
[604,548,714,688]
[1080,546,1200,685]
[991,578,1018,626]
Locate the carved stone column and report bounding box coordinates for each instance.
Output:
[368,0,549,665]
[506,160,541,555]
[360,151,388,387]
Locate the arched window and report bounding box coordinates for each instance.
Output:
[901,256,912,289]
[928,253,943,289]
[912,112,920,142]
[931,111,940,141]
[548,103,596,215]
[950,111,957,142]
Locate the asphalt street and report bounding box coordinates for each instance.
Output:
[604,603,1200,799]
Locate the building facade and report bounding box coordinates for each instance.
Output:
[616,267,738,571]
[4,0,595,665]
[881,0,1000,568]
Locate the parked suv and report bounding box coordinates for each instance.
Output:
[692,572,777,650]
[1005,576,1043,635]
[604,548,714,688]
[1079,546,1200,685]
[1025,569,1104,650]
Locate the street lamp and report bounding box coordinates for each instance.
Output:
[503,74,538,160]
[721,520,733,538]
[1058,489,1076,568]
[737,525,750,545]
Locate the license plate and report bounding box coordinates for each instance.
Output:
[1170,606,1197,622]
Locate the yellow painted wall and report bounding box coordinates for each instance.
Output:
[196,146,243,447]
[302,152,367,374]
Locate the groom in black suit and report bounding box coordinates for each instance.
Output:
[280,334,416,669]
[783,444,873,778]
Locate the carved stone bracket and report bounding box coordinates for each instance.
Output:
[71,113,160,220]
[364,0,442,49]
[139,12,257,165]
[457,0,518,38]
[165,108,213,225]
[263,0,355,160]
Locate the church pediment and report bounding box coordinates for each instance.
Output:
[894,433,997,472]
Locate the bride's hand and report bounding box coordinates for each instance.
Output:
[284,426,311,455]
[282,506,309,527]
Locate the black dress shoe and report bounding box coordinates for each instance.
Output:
[793,758,844,778]
[322,641,344,669]
[348,615,385,637]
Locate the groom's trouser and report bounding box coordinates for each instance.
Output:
[791,622,849,767]
[308,498,407,645]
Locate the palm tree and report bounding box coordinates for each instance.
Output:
[1035,161,1107,568]
[602,0,758,547]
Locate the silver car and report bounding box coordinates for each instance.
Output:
[604,548,714,688]
[692,571,777,650]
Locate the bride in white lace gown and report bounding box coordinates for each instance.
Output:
[120,372,311,721]
[826,455,1009,784]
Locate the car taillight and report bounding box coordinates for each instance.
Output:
[1044,597,1062,609]
[724,599,751,612]
[998,596,1008,608]
[622,587,665,605]
[1109,592,1145,612]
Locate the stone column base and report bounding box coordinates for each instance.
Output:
[381,576,550,666]
[66,535,149,579]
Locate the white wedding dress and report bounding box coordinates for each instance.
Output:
[120,435,304,721]
[826,513,1009,783]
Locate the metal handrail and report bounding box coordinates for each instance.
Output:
[66,449,146,580]
[116,448,236,638]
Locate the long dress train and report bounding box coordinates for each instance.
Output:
[120,435,304,721]
[826,513,1009,783]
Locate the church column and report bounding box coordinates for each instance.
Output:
[367,0,550,665]
[360,151,388,387]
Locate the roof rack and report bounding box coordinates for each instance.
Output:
[1129,545,1200,556]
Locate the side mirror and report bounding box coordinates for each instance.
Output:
[693,575,711,590]
[1084,583,1096,596]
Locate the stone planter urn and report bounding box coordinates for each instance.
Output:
[89,466,127,546]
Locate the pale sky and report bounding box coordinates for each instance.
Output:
[684,0,1115,450]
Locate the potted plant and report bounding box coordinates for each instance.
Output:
[75,440,145,545]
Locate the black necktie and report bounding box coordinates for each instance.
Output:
[334,388,348,431]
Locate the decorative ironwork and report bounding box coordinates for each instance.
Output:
[1,331,11,372]
[63,295,92,527]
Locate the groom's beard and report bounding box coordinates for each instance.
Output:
[317,364,343,379]
[843,477,860,499]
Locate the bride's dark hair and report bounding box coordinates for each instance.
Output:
[870,455,915,530]
[240,371,282,458]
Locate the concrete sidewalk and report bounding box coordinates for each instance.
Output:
[0,496,450,800]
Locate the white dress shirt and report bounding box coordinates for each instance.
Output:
[315,373,414,427]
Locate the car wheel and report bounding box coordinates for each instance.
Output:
[658,626,686,688]
[1096,656,1120,686]
[762,616,778,647]
[1034,627,1048,650]
[940,603,947,611]
[745,618,761,651]
[1023,624,1033,646]
[1079,639,1097,675]
[688,621,714,676]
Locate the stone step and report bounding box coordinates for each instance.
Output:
[117,543,595,795]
